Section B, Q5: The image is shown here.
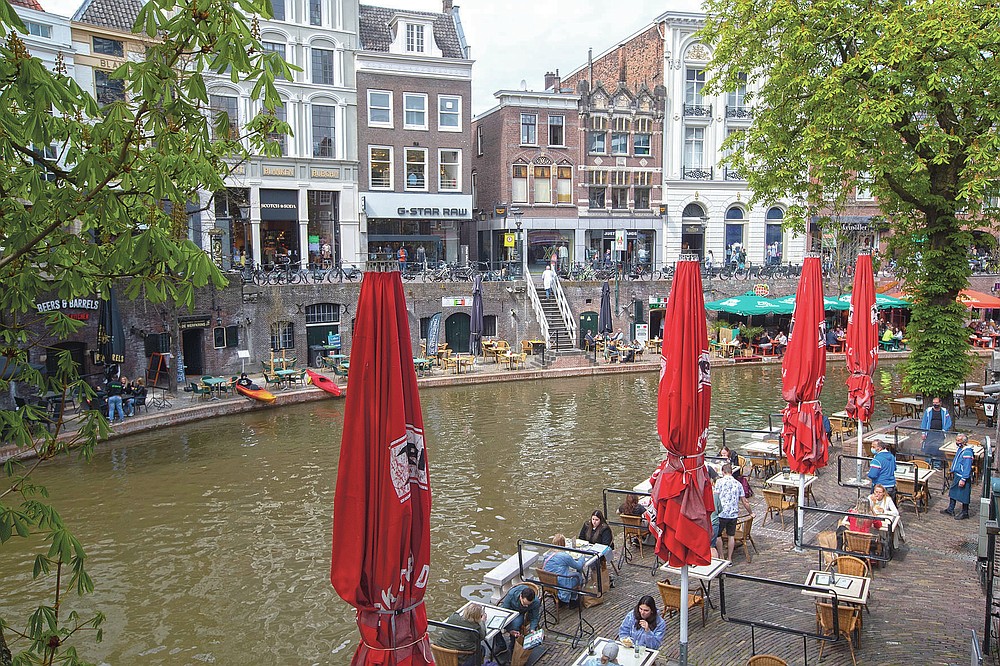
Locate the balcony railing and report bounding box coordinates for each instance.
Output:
[725,105,753,120]
[682,166,714,180]
[724,166,746,181]
[683,103,712,118]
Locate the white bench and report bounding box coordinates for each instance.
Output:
[483,551,540,604]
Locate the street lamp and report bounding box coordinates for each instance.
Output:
[511,208,524,277]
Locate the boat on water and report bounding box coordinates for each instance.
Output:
[305,369,345,397]
[234,382,277,404]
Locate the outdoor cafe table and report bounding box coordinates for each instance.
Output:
[274,368,298,389]
[838,512,900,561]
[896,464,937,501]
[744,441,781,457]
[456,600,518,661]
[659,557,730,609]
[570,638,658,666]
[201,376,229,400]
[413,357,433,376]
[765,471,818,505]
[527,339,546,355]
[450,354,475,374]
[892,396,923,418]
[803,570,871,607]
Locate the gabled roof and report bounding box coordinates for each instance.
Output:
[73,0,143,33]
[11,0,45,12]
[358,4,465,59]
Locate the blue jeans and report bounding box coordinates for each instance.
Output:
[546,287,553,299]
[108,395,124,422]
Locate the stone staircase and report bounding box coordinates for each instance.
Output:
[536,292,574,353]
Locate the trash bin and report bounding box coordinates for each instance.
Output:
[984,396,998,428]
[308,345,326,368]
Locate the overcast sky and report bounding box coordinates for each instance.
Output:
[38,0,704,114]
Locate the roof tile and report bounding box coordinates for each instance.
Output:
[359,4,464,59]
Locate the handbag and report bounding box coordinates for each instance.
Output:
[521,628,544,650]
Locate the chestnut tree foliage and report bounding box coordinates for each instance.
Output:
[0,0,290,661]
[702,0,1000,396]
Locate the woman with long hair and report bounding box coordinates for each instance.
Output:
[617,594,665,648]
[578,509,614,548]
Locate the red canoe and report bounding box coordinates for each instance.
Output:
[234,382,277,404]
[305,369,344,397]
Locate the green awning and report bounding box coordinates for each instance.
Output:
[705,293,795,316]
[774,294,851,312]
[837,293,911,309]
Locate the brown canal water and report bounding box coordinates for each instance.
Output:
[0,361,967,664]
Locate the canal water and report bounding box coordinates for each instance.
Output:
[0,362,939,664]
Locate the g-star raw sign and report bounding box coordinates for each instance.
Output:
[396,207,468,217]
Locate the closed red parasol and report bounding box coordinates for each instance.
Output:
[845,252,878,425]
[780,255,830,475]
[331,271,433,665]
[649,256,714,568]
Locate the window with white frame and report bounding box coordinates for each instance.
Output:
[727,73,748,111]
[405,148,427,190]
[520,114,537,145]
[271,321,294,351]
[476,125,483,156]
[312,105,336,157]
[439,96,461,131]
[265,103,287,155]
[369,147,392,189]
[404,94,427,129]
[262,42,286,79]
[725,127,746,157]
[634,129,651,156]
[309,0,321,25]
[533,165,551,203]
[548,115,565,146]
[611,132,628,155]
[512,164,528,203]
[684,127,704,167]
[856,172,874,200]
[556,166,572,203]
[368,90,392,127]
[93,36,123,57]
[588,130,606,154]
[312,48,335,85]
[270,0,285,20]
[685,68,706,106]
[406,24,425,53]
[25,21,51,38]
[208,94,238,139]
[439,149,460,191]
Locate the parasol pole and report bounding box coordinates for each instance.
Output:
[679,565,689,665]
[856,414,864,487]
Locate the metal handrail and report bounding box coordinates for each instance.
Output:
[552,269,577,349]
[523,263,550,348]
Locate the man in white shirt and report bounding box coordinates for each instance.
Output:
[716,464,754,561]
[542,265,556,299]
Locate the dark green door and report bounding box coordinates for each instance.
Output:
[445,313,471,353]
[579,311,598,346]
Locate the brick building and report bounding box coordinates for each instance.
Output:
[357,2,474,268]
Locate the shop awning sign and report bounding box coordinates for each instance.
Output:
[442,297,472,307]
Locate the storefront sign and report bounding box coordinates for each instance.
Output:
[615,230,626,252]
[363,192,473,219]
[442,297,472,307]
[648,296,668,308]
[263,165,294,176]
[35,298,100,313]
[179,318,211,330]
[260,189,298,221]
[397,207,468,217]
[311,168,341,179]
[504,233,516,248]
[635,323,649,343]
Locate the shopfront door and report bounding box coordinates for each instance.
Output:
[445,313,471,354]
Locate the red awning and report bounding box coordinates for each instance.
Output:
[958,289,1000,309]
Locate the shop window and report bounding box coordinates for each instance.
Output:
[512,164,528,203]
[370,146,392,189]
[439,149,461,191]
[271,321,295,351]
[405,148,427,190]
[533,165,551,203]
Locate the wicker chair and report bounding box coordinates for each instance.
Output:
[827,555,871,578]
[621,514,646,559]
[895,478,927,516]
[843,530,881,571]
[762,488,796,528]
[657,580,706,627]
[816,601,862,666]
[429,644,474,666]
[733,514,758,563]
[747,656,788,666]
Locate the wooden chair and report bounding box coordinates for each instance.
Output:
[621,514,646,559]
[749,455,773,478]
[911,459,931,469]
[736,455,753,478]
[733,514,758,563]
[511,352,527,370]
[895,477,926,516]
[491,341,510,363]
[888,401,909,423]
[747,656,788,666]
[816,601,862,666]
[521,340,532,355]
[657,580,706,627]
[762,488,796,528]
[817,530,839,569]
[976,405,988,426]
[843,530,881,571]
[963,394,979,417]
[533,568,561,627]
[430,644,474,666]
[828,555,871,578]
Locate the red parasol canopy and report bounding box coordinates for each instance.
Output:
[648,257,714,568]
[331,272,433,665]
[844,253,878,423]
[780,256,830,475]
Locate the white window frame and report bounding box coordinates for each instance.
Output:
[556,165,572,204]
[520,113,537,146]
[685,68,706,106]
[25,21,51,38]
[438,95,461,132]
[405,23,425,53]
[633,133,651,156]
[512,164,528,204]
[548,115,565,146]
[403,93,428,130]
[405,147,428,191]
[439,149,461,191]
[476,125,484,156]
[856,171,875,201]
[369,146,393,190]
[368,90,393,128]
[684,127,705,168]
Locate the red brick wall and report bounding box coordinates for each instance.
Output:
[564,24,664,93]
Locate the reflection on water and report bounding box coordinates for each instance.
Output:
[0,361,959,663]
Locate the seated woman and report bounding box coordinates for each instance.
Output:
[617,595,666,649]
[868,483,904,547]
[618,493,646,518]
[579,510,614,549]
[542,534,586,604]
[436,603,486,666]
[719,445,739,468]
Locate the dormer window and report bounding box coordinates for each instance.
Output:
[406,24,425,53]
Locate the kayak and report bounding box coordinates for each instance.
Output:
[234,382,277,404]
[305,369,344,397]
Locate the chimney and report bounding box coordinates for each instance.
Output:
[544,69,562,92]
[443,0,453,11]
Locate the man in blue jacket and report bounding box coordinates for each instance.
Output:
[920,397,952,467]
[498,584,540,650]
[867,439,897,501]
[943,433,976,520]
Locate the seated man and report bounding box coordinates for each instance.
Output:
[498,584,540,654]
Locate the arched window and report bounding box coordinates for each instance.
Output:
[682,203,706,218]
[725,206,745,220]
[766,206,784,220]
[765,207,785,263]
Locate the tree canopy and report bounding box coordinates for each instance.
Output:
[0,0,288,660]
[701,0,1000,395]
